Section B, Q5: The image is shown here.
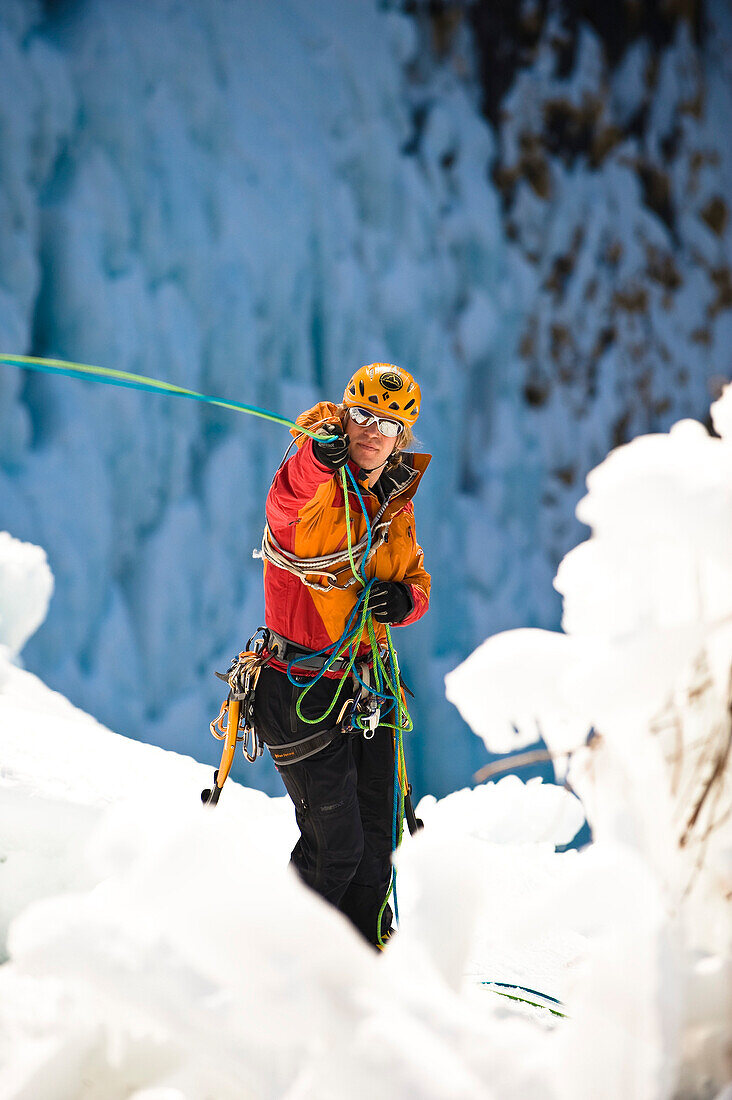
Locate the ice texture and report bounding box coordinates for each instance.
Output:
[0,1,731,798]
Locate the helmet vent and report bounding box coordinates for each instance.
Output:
[343,364,419,424]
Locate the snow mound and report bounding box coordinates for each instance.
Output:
[0,648,598,1099]
[444,628,587,755]
[445,393,732,1097]
[416,774,584,848]
[0,531,53,658]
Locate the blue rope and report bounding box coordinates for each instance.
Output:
[282,466,380,691]
[344,466,373,582]
[0,354,342,442]
[283,584,373,688]
[480,982,568,1018]
[343,463,405,929]
[388,637,403,924]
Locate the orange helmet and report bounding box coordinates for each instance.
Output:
[342,363,421,427]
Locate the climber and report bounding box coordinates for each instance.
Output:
[252,362,431,947]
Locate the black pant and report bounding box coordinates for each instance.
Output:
[253,663,395,945]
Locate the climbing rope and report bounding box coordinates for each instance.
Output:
[342,463,412,943]
[268,456,415,944]
[1,351,416,944]
[0,354,340,443]
[480,982,568,1018]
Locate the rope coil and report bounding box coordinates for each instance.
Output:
[255,520,390,592]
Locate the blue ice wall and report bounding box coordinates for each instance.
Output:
[1,0,730,798]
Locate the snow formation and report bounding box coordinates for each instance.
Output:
[0,536,588,1098]
[447,386,732,1098]
[0,531,53,659]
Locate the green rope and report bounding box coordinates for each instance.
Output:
[340,470,411,945]
[374,625,409,944]
[0,353,337,443]
[292,464,377,727]
[287,464,413,946]
[481,984,568,1018]
[292,610,367,725]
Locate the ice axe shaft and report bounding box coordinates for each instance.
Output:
[201,698,241,807]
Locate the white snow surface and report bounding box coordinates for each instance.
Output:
[446,389,732,1098]
[0,620,586,1099]
[0,532,53,658]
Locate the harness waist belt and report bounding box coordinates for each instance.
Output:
[265,726,341,767]
[265,629,351,672]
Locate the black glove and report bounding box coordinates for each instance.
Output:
[369,580,413,624]
[312,423,350,471]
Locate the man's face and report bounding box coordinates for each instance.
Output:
[346,408,401,470]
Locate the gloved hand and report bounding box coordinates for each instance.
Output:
[312,423,350,471]
[368,580,413,624]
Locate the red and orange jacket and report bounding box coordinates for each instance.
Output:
[263,402,431,673]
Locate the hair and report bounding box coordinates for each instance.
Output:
[337,404,420,464]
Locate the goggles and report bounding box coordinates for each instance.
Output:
[348,406,403,438]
